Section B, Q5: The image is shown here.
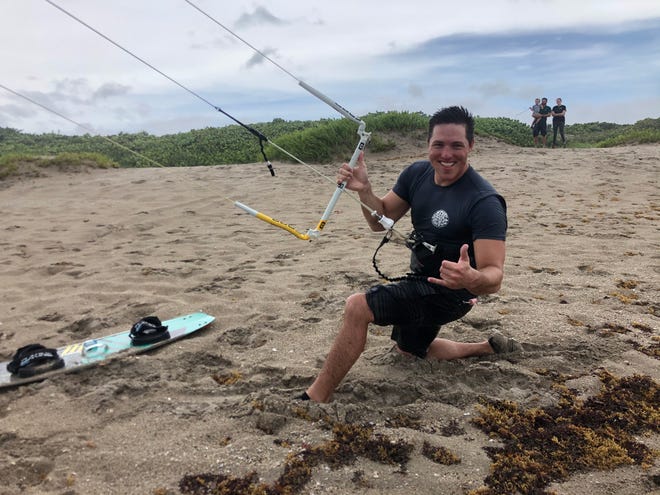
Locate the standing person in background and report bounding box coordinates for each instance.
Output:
[529,97,541,129]
[533,97,552,147]
[551,98,567,148]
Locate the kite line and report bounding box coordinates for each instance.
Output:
[185,1,396,237]
[42,0,395,239]
[44,0,278,176]
[0,82,170,169]
[181,0,394,238]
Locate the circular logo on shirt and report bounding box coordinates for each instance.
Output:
[432,209,449,228]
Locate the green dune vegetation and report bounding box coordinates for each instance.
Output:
[0,151,119,180]
[0,112,658,175]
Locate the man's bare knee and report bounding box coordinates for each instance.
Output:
[344,293,374,324]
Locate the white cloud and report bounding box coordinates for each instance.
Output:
[0,0,658,134]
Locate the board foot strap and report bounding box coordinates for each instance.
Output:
[6,344,65,378]
[129,316,170,346]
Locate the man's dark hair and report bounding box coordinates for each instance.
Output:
[428,106,475,143]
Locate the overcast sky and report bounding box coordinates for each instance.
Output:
[1,0,659,136]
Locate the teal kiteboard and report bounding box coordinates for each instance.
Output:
[0,312,215,389]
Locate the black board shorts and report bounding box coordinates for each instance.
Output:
[533,119,547,136]
[365,278,473,358]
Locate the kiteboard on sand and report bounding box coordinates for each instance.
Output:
[0,312,215,389]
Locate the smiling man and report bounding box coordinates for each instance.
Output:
[300,106,521,403]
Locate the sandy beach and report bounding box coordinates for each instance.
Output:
[0,139,658,494]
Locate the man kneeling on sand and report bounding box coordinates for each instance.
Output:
[299,106,521,403]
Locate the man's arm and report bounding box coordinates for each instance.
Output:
[428,239,505,295]
[337,153,410,231]
[357,188,409,231]
[538,107,552,119]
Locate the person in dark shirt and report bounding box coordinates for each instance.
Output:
[533,97,552,147]
[551,98,567,148]
[299,106,521,403]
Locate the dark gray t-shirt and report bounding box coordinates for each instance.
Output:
[392,161,507,275]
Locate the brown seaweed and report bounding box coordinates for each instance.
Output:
[469,371,659,494]
[179,422,413,495]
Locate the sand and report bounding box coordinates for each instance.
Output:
[0,139,658,494]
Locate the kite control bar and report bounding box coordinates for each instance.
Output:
[233,83,394,240]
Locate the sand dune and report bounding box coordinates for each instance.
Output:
[0,139,658,494]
